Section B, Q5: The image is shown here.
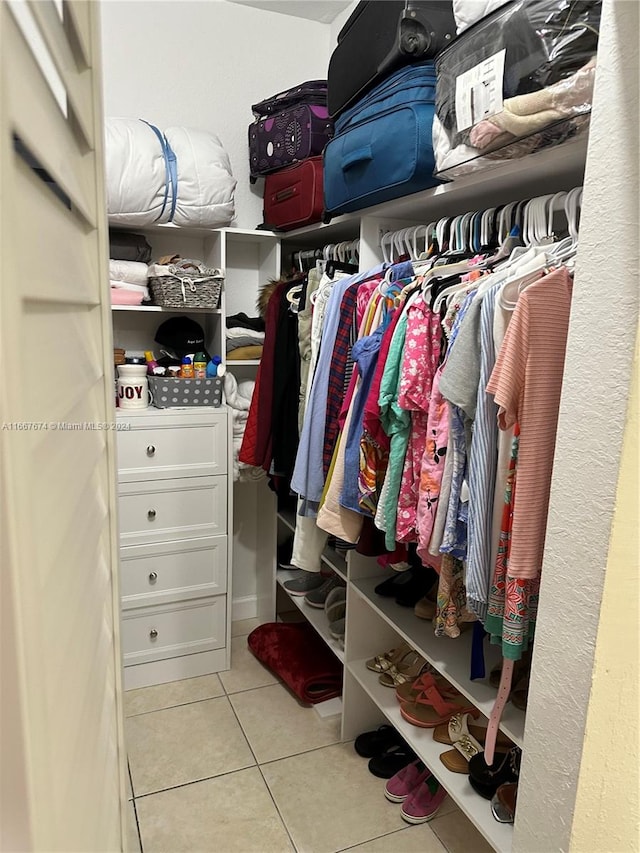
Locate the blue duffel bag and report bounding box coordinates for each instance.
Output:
[323,62,441,218]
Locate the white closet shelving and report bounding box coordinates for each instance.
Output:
[261,137,589,853]
[112,305,223,313]
[111,226,280,686]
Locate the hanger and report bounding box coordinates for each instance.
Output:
[544,191,568,240]
[480,208,497,249]
[528,194,553,245]
[410,225,426,261]
[401,227,415,259]
[469,211,482,254]
[435,218,451,255]
[391,229,403,261]
[498,202,518,244]
[544,187,581,268]
[380,231,394,265]
[416,221,436,260]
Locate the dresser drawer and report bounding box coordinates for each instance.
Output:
[118,477,227,546]
[117,412,228,482]
[120,536,227,609]
[121,597,226,666]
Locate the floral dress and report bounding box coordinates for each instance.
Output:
[434,554,476,639]
[396,298,442,543]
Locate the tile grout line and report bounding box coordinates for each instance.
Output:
[125,691,228,718]
[220,679,280,698]
[335,824,413,853]
[258,736,352,769]
[131,796,144,853]
[132,763,259,800]
[225,691,299,853]
[255,763,300,853]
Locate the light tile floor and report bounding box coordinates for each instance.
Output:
[126,618,495,853]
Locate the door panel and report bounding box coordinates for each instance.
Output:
[0,2,125,851]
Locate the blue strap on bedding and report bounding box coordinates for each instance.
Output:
[140,120,178,223]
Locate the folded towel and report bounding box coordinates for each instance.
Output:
[248,622,343,704]
[110,279,150,299]
[109,260,148,285]
[227,340,265,353]
[110,288,143,305]
[227,345,263,361]
[226,326,265,341]
[226,312,266,333]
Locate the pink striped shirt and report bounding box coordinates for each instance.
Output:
[486,268,573,580]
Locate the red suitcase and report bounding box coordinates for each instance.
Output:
[263,156,324,231]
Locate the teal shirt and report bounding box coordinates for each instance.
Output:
[377,312,411,550]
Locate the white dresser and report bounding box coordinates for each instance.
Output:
[110,225,281,686]
[116,407,232,689]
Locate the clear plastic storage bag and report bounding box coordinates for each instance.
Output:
[434,0,601,178]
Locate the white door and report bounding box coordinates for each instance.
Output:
[0,2,126,850]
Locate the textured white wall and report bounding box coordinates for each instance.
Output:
[329,0,357,42]
[513,2,640,850]
[569,339,639,852]
[100,0,331,229]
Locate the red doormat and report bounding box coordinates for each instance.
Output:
[247,622,343,704]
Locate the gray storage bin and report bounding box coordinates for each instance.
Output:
[149,377,223,408]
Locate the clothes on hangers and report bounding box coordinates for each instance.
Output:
[244,198,578,675]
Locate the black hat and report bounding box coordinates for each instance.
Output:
[154,316,211,360]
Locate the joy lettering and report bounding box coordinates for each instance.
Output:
[118,385,143,400]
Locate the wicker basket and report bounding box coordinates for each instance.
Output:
[149,376,223,408]
[148,259,224,309]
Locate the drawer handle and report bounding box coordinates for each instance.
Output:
[148,571,158,584]
[146,445,156,457]
[147,509,156,520]
[149,628,158,640]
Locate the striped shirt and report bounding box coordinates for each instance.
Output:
[486,268,573,580]
[466,282,501,620]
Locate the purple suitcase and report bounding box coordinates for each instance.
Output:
[251,80,328,116]
[248,81,334,180]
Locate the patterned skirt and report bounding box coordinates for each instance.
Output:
[485,426,540,661]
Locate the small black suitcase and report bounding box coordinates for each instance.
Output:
[328,0,456,119]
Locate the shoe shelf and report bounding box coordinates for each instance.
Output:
[351,576,525,748]
[347,658,513,853]
[276,569,345,663]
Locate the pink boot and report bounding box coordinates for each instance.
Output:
[400,778,447,823]
[384,760,431,803]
